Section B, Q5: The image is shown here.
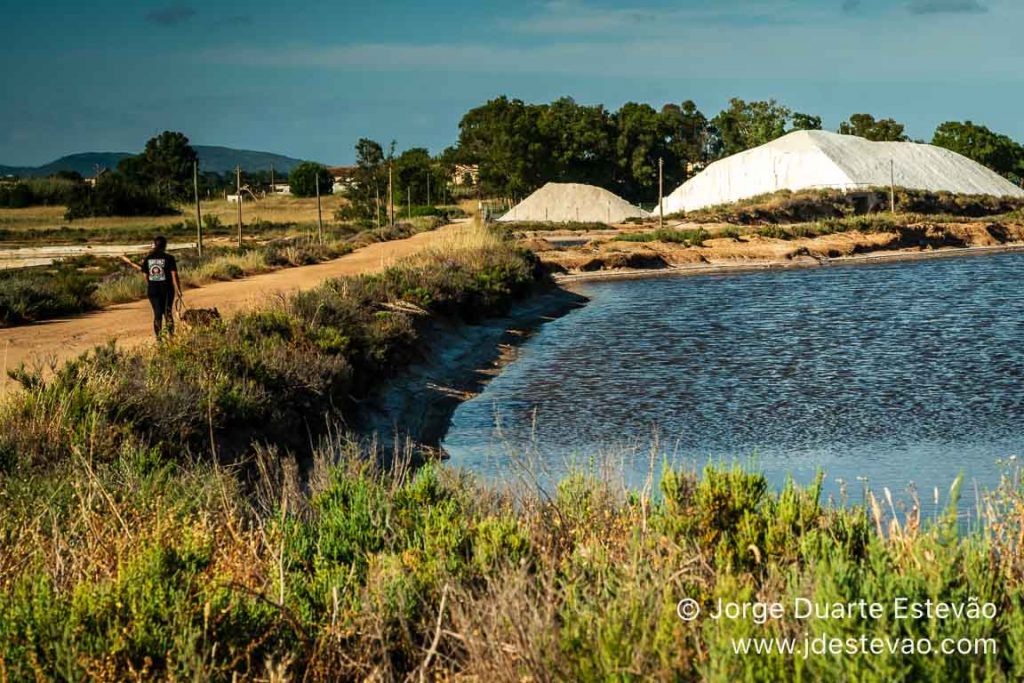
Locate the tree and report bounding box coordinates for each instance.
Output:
[289,161,333,198]
[64,173,176,219]
[660,100,716,168]
[838,114,909,141]
[141,131,199,199]
[932,121,1023,179]
[710,99,802,156]
[394,147,445,206]
[455,96,547,197]
[791,113,823,131]
[613,102,672,200]
[536,97,615,189]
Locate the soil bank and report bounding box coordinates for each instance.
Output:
[355,285,588,458]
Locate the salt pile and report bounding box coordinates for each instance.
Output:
[499,182,649,224]
[658,130,1024,214]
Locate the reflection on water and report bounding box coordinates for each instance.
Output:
[443,253,1024,514]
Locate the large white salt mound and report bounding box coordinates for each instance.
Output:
[657,130,1024,214]
[499,182,649,223]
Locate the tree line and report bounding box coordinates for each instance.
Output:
[6,102,1024,219]
[445,97,1024,202]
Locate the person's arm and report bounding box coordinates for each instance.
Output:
[120,255,143,272]
[171,267,183,298]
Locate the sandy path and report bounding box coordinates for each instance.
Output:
[0,223,460,390]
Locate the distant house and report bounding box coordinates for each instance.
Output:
[270,183,291,195]
[452,164,479,186]
[327,166,359,194]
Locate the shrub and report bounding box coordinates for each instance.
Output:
[613,228,708,246]
[64,173,178,219]
[0,264,98,325]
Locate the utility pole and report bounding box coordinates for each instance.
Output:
[407,186,411,220]
[375,185,381,230]
[426,168,431,207]
[658,157,664,229]
[315,171,324,245]
[889,159,896,214]
[193,160,203,256]
[235,166,243,248]
[270,164,275,195]
[388,161,395,228]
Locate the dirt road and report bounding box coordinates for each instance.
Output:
[0,224,459,390]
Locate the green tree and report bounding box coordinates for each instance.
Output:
[348,138,386,220]
[791,112,823,131]
[932,121,1023,179]
[289,161,332,198]
[141,131,199,199]
[661,101,716,167]
[838,114,909,141]
[710,99,799,156]
[455,96,547,198]
[394,147,445,206]
[613,102,674,201]
[536,97,615,189]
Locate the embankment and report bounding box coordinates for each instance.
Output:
[536,221,1024,282]
[357,285,587,455]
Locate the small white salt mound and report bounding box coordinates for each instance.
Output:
[499,182,649,223]
[657,130,1024,214]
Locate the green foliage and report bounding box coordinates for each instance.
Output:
[394,148,446,206]
[932,120,1024,180]
[711,98,820,156]
[0,446,1018,681]
[685,187,1024,225]
[64,172,178,219]
[454,96,718,202]
[2,232,539,469]
[838,113,909,142]
[289,161,333,198]
[0,263,98,325]
[0,176,82,208]
[613,227,709,246]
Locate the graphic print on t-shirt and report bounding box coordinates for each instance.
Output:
[147,258,167,282]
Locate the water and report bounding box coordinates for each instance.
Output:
[443,253,1024,514]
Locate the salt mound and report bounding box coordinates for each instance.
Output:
[658,130,1024,214]
[499,182,649,224]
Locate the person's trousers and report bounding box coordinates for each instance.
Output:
[147,288,176,338]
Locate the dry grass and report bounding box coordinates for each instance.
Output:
[0,194,350,235]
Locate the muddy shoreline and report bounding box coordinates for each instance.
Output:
[356,284,589,458]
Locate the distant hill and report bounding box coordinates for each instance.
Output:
[0,146,306,178]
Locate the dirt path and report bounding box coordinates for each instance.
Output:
[0,223,461,390]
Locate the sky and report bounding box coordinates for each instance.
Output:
[1,0,1021,166]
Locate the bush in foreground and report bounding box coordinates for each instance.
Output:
[0,442,1020,681]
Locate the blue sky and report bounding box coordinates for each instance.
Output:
[1,0,1020,165]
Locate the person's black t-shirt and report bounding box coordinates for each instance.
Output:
[139,253,178,293]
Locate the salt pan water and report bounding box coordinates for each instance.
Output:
[443,252,1024,515]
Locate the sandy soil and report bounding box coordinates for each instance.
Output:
[0,224,460,391]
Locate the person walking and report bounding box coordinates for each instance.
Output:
[120,236,183,338]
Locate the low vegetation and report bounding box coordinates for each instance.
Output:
[0,217,443,326]
[0,221,1021,680]
[1,222,539,468]
[1,434,1021,680]
[682,188,1024,225]
[614,227,709,246]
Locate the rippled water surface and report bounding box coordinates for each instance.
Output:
[444,253,1024,510]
